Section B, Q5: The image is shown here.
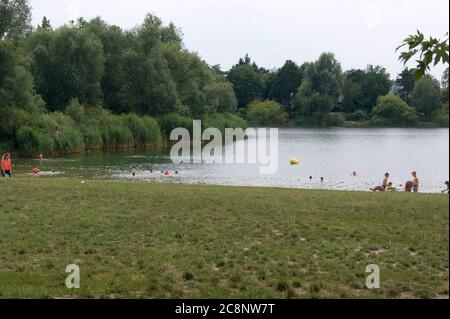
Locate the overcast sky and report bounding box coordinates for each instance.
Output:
[29,0,449,79]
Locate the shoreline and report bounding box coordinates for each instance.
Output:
[4,176,448,195]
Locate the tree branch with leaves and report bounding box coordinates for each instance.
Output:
[397,31,449,79]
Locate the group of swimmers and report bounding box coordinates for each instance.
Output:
[131,169,179,177]
[2,151,450,194]
[371,171,421,193]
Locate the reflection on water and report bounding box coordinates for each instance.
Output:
[13,128,450,193]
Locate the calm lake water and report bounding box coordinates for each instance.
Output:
[13,128,449,193]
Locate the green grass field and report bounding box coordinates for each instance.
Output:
[0,178,448,299]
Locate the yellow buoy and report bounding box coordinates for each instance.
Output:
[289,158,299,165]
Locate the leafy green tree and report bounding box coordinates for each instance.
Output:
[397,31,449,79]
[0,41,40,112]
[395,68,416,104]
[82,18,130,113]
[137,14,182,55]
[342,69,365,113]
[305,53,344,98]
[37,16,52,31]
[227,63,266,108]
[120,48,179,116]
[292,53,343,122]
[237,53,270,74]
[227,55,267,108]
[160,44,211,116]
[342,66,391,114]
[204,80,238,113]
[246,100,288,126]
[412,76,442,118]
[266,60,303,107]
[359,65,392,113]
[293,80,334,122]
[371,95,419,127]
[28,26,105,110]
[0,41,43,143]
[0,0,31,40]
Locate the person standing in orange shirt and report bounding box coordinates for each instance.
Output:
[1,152,12,178]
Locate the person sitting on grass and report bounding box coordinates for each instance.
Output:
[1,152,12,178]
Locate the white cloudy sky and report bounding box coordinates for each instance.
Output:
[29,0,449,78]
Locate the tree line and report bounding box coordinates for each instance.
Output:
[228,53,448,127]
[0,0,448,155]
[1,0,243,155]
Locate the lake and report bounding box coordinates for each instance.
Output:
[13,128,449,193]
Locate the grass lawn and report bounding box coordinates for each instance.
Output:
[0,178,448,299]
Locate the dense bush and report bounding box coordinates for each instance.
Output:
[295,113,345,127]
[203,113,247,133]
[102,116,134,148]
[79,124,103,149]
[10,101,164,155]
[325,113,345,127]
[16,125,54,155]
[347,110,368,121]
[14,111,85,155]
[295,116,320,127]
[369,95,419,127]
[430,104,449,127]
[159,113,194,137]
[34,112,85,153]
[412,77,442,118]
[73,106,162,149]
[246,100,288,126]
[123,113,162,146]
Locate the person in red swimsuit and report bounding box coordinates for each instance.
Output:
[1,152,12,178]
